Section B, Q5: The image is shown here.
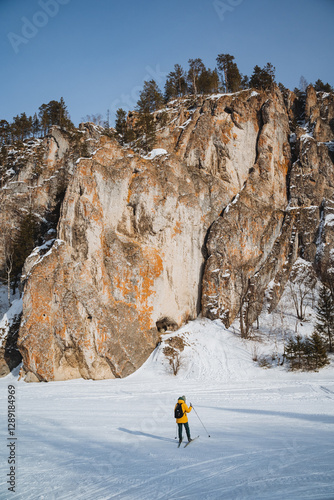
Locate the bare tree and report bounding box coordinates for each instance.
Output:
[6,251,13,307]
[323,266,334,302]
[163,345,183,375]
[299,75,308,93]
[235,268,258,339]
[3,234,14,307]
[81,113,105,126]
[162,336,185,375]
[288,258,317,320]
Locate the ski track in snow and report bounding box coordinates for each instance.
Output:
[0,319,334,500]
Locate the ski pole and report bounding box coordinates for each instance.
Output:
[192,405,211,437]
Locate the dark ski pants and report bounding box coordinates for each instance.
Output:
[178,422,191,442]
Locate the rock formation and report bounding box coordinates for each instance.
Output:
[0,124,100,376]
[202,86,334,327]
[1,85,333,381]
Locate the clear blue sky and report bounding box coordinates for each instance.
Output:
[0,0,333,126]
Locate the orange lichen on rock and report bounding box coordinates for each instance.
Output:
[136,246,164,332]
[172,221,182,237]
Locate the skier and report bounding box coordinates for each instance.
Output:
[175,395,193,446]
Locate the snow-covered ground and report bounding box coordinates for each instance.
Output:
[0,314,334,500]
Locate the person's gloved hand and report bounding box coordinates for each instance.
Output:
[190,403,192,407]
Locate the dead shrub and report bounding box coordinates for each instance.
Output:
[163,335,186,375]
[257,355,271,368]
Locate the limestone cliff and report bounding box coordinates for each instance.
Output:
[1,85,333,381]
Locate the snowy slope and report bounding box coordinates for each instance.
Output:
[1,315,334,500]
[132,319,255,382]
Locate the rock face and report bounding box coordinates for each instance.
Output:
[202,87,334,326]
[290,86,334,282]
[0,124,101,376]
[9,86,334,381]
[202,88,291,324]
[18,135,229,381]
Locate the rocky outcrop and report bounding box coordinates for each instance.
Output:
[201,88,291,324]
[2,85,333,381]
[17,136,229,381]
[202,86,334,325]
[0,124,101,272]
[0,124,101,375]
[291,87,334,281]
[18,89,276,381]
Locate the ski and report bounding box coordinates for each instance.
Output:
[184,436,199,448]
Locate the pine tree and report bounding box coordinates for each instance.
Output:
[285,334,305,370]
[39,104,49,136]
[135,112,156,153]
[187,58,206,95]
[285,332,329,371]
[314,79,333,92]
[198,68,220,94]
[315,284,334,352]
[303,337,313,370]
[285,336,297,369]
[227,62,242,92]
[249,63,276,90]
[240,74,249,90]
[216,54,242,93]
[308,332,329,370]
[135,80,163,152]
[164,64,187,101]
[0,120,10,145]
[137,80,164,114]
[59,97,71,128]
[38,99,73,135]
[32,113,40,137]
[295,334,305,369]
[115,108,128,144]
[0,145,8,175]
[216,53,234,92]
[11,113,33,142]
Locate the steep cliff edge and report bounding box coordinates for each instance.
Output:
[3,86,334,381]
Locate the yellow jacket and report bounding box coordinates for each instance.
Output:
[175,399,192,423]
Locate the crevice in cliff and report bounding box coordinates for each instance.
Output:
[314,199,326,271]
[295,92,307,126]
[197,221,215,316]
[197,260,206,317]
[254,106,265,166]
[219,180,247,217]
[286,153,295,204]
[286,92,307,204]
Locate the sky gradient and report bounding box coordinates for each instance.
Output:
[1,0,333,126]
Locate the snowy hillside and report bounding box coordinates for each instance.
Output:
[1,310,334,500]
[132,318,283,383]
